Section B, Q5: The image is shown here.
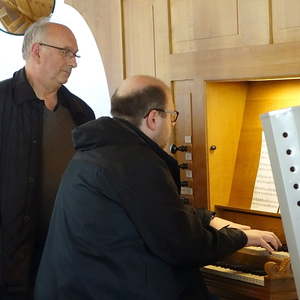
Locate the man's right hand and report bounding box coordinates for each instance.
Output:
[243,229,282,253]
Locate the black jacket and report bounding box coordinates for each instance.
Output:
[0,69,95,296]
[35,117,247,300]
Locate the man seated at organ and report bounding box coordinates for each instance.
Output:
[35,75,282,300]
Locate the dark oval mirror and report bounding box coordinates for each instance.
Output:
[0,0,55,35]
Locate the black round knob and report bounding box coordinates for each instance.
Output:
[170,144,188,154]
[170,144,177,153]
[178,145,188,152]
[178,163,189,169]
[210,145,217,151]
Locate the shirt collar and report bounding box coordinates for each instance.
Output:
[12,68,40,105]
[12,68,63,109]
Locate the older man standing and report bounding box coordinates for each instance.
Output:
[35,75,280,300]
[0,18,95,299]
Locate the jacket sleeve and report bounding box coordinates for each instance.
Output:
[103,146,248,268]
[195,208,215,227]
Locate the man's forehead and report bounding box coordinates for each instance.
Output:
[45,24,76,42]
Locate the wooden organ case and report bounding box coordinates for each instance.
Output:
[173,80,300,300]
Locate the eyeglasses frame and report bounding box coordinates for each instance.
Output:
[144,108,179,123]
[39,42,80,59]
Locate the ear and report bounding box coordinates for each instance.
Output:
[145,109,160,131]
[31,43,41,62]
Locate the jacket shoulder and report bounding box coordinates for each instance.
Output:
[0,77,12,91]
[0,77,13,103]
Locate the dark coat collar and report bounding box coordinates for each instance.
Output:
[115,118,181,191]
[73,117,181,192]
[12,68,39,105]
[12,68,66,108]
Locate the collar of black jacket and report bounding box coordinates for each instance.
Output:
[72,117,181,191]
[116,118,181,191]
[12,68,41,105]
[12,68,65,108]
[115,117,175,164]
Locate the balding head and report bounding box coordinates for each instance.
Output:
[111,75,171,128]
[116,75,169,98]
[22,17,76,61]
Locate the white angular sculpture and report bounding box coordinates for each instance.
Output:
[261,107,300,298]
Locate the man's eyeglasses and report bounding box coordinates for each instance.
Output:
[144,108,179,123]
[39,42,80,59]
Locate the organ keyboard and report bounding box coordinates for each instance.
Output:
[203,264,264,286]
[201,246,297,299]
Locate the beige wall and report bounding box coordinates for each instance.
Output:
[65,0,123,95]
[65,0,300,209]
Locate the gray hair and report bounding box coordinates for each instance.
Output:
[22,17,50,60]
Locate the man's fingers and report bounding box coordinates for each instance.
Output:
[260,239,275,253]
[244,229,282,252]
[262,232,282,251]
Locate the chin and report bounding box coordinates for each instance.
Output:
[60,72,71,83]
[59,77,69,85]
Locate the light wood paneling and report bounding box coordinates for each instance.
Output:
[206,82,248,210]
[272,0,300,43]
[190,79,209,208]
[122,0,156,77]
[173,80,193,147]
[172,79,210,208]
[230,79,300,208]
[170,0,270,53]
[152,0,171,83]
[173,80,194,204]
[65,0,300,215]
[169,41,300,81]
[65,0,123,95]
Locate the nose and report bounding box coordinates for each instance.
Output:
[69,56,77,68]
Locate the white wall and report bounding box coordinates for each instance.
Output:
[0,0,110,118]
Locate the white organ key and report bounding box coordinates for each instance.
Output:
[202,265,264,286]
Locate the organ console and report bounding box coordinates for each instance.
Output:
[172,81,300,299]
[199,206,298,300]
